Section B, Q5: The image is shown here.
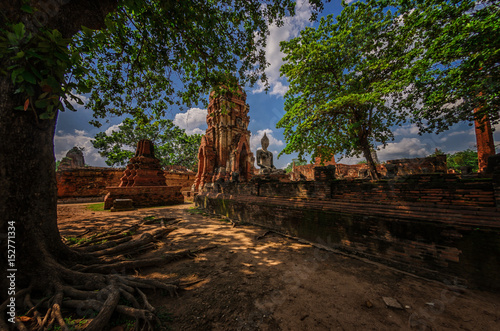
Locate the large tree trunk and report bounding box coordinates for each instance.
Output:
[360,139,380,181]
[0,3,205,330]
[0,75,73,290]
[0,0,118,303]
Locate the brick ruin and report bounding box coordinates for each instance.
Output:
[193,85,254,192]
[197,162,500,290]
[103,140,184,209]
[193,107,500,290]
[58,146,85,170]
[291,155,448,181]
[57,142,195,203]
[475,115,496,173]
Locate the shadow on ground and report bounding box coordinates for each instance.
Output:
[57,202,500,331]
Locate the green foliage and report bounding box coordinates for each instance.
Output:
[447,149,479,173]
[0,20,89,120]
[2,1,327,125]
[428,148,445,157]
[91,117,202,168]
[386,0,500,133]
[278,0,405,176]
[278,0,498,176]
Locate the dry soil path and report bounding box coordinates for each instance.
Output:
[57,203,500,331]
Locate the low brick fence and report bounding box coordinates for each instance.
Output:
[196,174,500,290]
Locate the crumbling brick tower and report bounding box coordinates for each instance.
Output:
[194,85,255,191]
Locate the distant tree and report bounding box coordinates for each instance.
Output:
[284,158,307,173]
[92,118,202,170]
[278,1,406,180]
[447,149,479,173]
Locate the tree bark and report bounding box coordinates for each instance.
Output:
[0,74,77,292]
[360,140,380,181]
[0,0,118,297]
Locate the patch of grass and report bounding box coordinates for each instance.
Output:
[48,317,88,330]
[143,216,156,221]
[187,207,204,214]
[65,236,90,245]
[86,202,105,212]
[187,207,210,216]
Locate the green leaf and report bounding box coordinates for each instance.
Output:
[21,71,36,84]
[13,23,25,39]
[11,68,24,84]
[35,99,49,108]
[21,5,34,13]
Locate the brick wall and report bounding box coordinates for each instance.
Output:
[57,167,195,199]
[291,155,448,180]
[57,167,123,199]
[196,174,500,290]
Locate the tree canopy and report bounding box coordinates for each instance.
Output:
[1,0,327,125]
[92,118,202,169]
[277,0,405,178]
[277,0,498,176]
[391,0,500,133]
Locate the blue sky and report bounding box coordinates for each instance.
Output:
[54,0,499,169]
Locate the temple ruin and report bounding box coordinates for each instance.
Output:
[193,85,255,191]
[58,146,85,170]
[104,139,184,209]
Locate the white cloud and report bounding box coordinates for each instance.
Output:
[173,107,207,135]
[54,129,107,167]
[252,0,313,97]
[377,138,431,161]
[250,129,284,153]
[439,128,475,143]
[104,123,122,135]
[447,129,475,137]
[270,81,289,96]
[394,124,420,136]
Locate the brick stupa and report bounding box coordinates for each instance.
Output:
[193,83,255,191]
[104,139,183,209]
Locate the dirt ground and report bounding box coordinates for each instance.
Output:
[57,202,500,331]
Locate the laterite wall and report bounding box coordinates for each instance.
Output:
[57,167,195,199]
[196,174,500,290]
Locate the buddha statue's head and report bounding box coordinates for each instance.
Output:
[261,132,269,152]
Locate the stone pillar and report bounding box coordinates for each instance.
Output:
[475,115,495,173]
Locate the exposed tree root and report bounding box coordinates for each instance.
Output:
[0,219,215,330]
[90,227,176,257]
[81,235,133,253]
[80,245,217,273]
